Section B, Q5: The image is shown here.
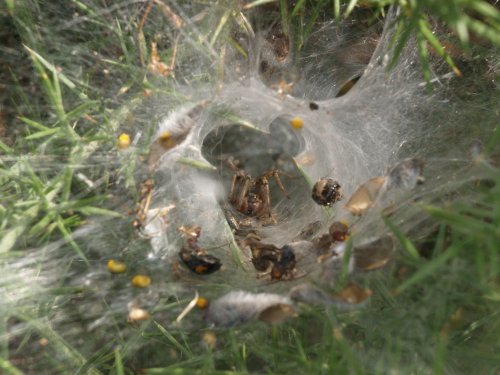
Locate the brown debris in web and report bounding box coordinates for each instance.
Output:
[137,0,183,73]
[334,283,373,305]
[148,35,179,77]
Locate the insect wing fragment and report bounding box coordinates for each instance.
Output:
[352,235,394,271]
[334,283,373,305]
[258,303,297,324]
[344,176,386,215]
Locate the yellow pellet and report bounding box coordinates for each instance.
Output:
[290,117,304,129]
[196,297,209,309]
[117,133,131,149]
[107,259,127,273]
[131,274,151,288]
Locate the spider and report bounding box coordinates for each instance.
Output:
[226,157,291,221]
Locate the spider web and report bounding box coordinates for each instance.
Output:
[1,2,498,368]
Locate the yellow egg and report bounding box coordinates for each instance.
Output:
[196,297,209,309]
[117,133,131,149]
[289,117,304,129]
[131,274,151,288]
[107,259,127,273]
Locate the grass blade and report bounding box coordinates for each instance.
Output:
[16,315,102,375]
[23,45,88,99]
[418,18,462,77]
[344,0,358,18]
[210,9,231,48]
[395,244,461,294]
[291,0,306,18]
[153,321,193,358]
[383,216,420,260]
[113,348,125,375]
[0,358,24,375]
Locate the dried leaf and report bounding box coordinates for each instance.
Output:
[353,235,395,271]
[334,283,373,304]
[258,303,297,324]
[344,176,386,215]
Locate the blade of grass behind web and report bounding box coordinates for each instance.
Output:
[383,216,420,260]
[15,315,102,375]
[112,349,125,375]
[0,358,24,375]
[23,45,88,100]
[418,18,462,77]
[145,369,241,375]
[210,9,231,48]
[55,216,89,266]
[395,243,461,294]
[1,316,9,363]
[153,321,193,359]
[344,0,358,19]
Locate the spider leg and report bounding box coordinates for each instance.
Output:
[235,175,252,212]
[229,173,240,205]
[256,176,271,217]
[225,156,241,172]
[270,170,290,199]
[229,162,249,203]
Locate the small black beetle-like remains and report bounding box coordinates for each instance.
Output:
[311,178,343,206]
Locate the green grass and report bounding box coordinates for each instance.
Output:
[1,0,499,374]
